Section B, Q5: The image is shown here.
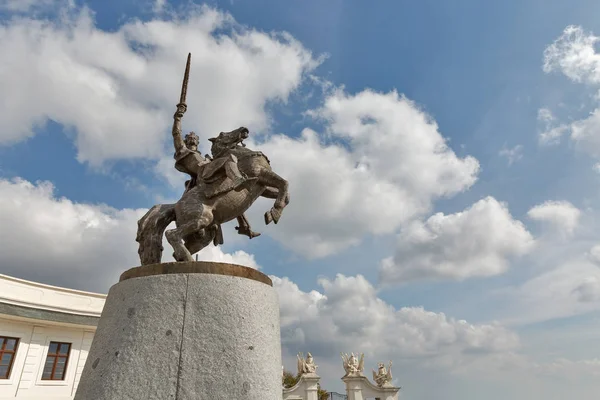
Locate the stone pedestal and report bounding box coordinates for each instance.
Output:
[74,261,282,400]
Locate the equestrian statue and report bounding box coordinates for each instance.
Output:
[136,53,290,265]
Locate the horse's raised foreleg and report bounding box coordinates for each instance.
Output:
[258,170,289,224]
[261,186,289,205]
[260,186,278,199]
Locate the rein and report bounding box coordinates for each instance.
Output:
[212,141,270,164]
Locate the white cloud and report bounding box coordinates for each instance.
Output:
[195,247,259,270]
[499,144,523,165]
[494,259,600,325]
[275,273,600,396]
[313,89,479,198]
[152,0,167,14]
[0,5,320,166]
[542,26,600,155]
[527,200,581,237]
[480,208,600,326]
[248,89,479,258]
[379,197,534,283]
[0,177,259,292]
[588,244,600,265]
[543,25,600,84]
[0,0,68,12]
[570,109,600,157]
[535,358,600,378]
[572,276,600,303]
[274,273,520,366]
[0,5,479,260]
[537,108,569,145]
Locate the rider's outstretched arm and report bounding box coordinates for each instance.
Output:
[172,103,187,155]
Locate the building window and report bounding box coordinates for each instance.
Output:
[0,336,20,379]
[42,342,71,381]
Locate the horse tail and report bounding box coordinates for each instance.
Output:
[136,203,176,265]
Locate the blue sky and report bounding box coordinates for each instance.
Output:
[2,0,600,398]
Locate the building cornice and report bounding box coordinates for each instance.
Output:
[0,274,106,318]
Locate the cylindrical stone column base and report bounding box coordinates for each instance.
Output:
[74,261,282,400]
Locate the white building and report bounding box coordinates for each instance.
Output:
[0,274,105,399]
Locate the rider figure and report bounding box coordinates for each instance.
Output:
[171,103,261,240]
[172,103,247,193]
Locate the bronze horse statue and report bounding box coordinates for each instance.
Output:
[136,125,290,265]
[135,54,289,265]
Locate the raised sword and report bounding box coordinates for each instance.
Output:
[179,52,191,105]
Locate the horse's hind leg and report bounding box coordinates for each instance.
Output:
[166,209,214,262]
[184,228,216,258]
[258,170,289,225]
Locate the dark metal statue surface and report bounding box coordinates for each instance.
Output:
[136,54,290,265]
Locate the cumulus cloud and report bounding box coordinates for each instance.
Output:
[248,89,479,258]
[543,25,600,84]
[0,178,259,292]
[273,273,520,367]
[0,5,320,166]
[195,247,259,270]
[542,26,600,155]
[527,200,581,237]
[0,5,480,259]
[274,273,600,393]
[379,197,534,283]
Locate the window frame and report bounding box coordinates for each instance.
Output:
[41,341,72,381]
[34,332,83,388]
[0,336,20,380]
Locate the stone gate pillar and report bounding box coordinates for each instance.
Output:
[282,374,320,400]
[342,375,400,400]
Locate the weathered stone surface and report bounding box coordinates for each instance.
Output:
[120,260,272,286]
[75,262,281,400]
[178,273,282,399]
[74,274,186,400]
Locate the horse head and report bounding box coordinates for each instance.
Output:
[208,127,249,157]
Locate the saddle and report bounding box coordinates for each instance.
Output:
[201,155,234,183]
[199,154,246,199]
[180,151,253,199]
